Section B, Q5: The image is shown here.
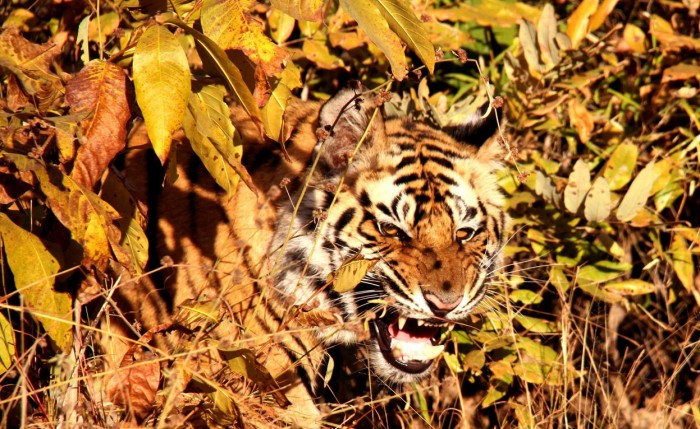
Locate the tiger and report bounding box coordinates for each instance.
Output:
[117,85,508,426]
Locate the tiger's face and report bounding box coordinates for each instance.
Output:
[274,88,507,383]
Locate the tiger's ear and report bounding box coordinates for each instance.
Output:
[316,87,386,173]
[443,101,503,161]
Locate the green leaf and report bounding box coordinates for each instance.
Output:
[133,24,191,165]
[514,314,558,333]
[578,260,631,284]
[0,312,15,375]
[584,177,610,222]
[340,0,408,80]
[0,213,73,352]
[602,143,638,191]
[374,0,435,74]
[616,161,657,222]
[564,159,591,214]
[271,0,325,21]
[509,289,543,305]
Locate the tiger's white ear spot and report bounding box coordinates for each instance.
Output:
[316,87,385,172]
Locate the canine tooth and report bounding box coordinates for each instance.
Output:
[397,315,408,330]
[446,323,456,332]
[422,344,445,360]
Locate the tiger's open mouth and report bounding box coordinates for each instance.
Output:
[370,314,451,374]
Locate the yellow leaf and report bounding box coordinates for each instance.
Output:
[566,0,598,49]
[328,253,378,293]
[616,161,657,222]
[183,83,244,195]
[623,23,647,54]
[302,38,345,70]
[165,18,263,138]
[564,159,591,214]
[602,142,638,191]
[0,312,14,375]
[373,0,435,74]
[202,0,289,76]
[340,0,408,80]
[101,173,149,274]
[567,98,594,143]
[271,0,325,22]
[604,279,655,296]
[588,0,619,32]
[261,63,302,143]
[584,177,611,222]
[670,235,694,292]
[133,25,191,165]
[269,7,297,44]
[0,213,73,352]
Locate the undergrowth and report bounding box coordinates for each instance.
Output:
[1,0,699,427]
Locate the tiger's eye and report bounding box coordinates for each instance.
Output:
[378,222,405,240]
[456,227,477,242]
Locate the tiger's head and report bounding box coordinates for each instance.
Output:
[274,88,508,383]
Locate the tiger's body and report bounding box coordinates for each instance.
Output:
[123,87,508,426]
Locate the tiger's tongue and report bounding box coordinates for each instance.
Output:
[388,319,444,361]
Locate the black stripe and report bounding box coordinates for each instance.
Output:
[436,173,458,187]
[376,203,392,217]
[427,156,454,169]
[391,194,402,219]
[396,156,417,170]
[359,190,371,208]
[334,207,356,232]
[394,173,420,186]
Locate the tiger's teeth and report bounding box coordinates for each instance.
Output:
[416,319,426,327]
[446,323,455,332]
[397,315,408,330]
[422,344,445,360]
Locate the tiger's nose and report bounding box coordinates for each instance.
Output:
[423,288,461,317]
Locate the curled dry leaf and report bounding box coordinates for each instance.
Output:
[567,98,594,143]
[201,0,288,77]
[66,61,131,188]
[0,28,64,110]
[106,348,161,421]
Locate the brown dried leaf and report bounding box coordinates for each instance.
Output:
[567,98,594,143]
[66,61,131,188]
[661,63,700,83]
[106,349,161,420]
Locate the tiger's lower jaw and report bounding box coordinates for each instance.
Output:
[368,315,451,381]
